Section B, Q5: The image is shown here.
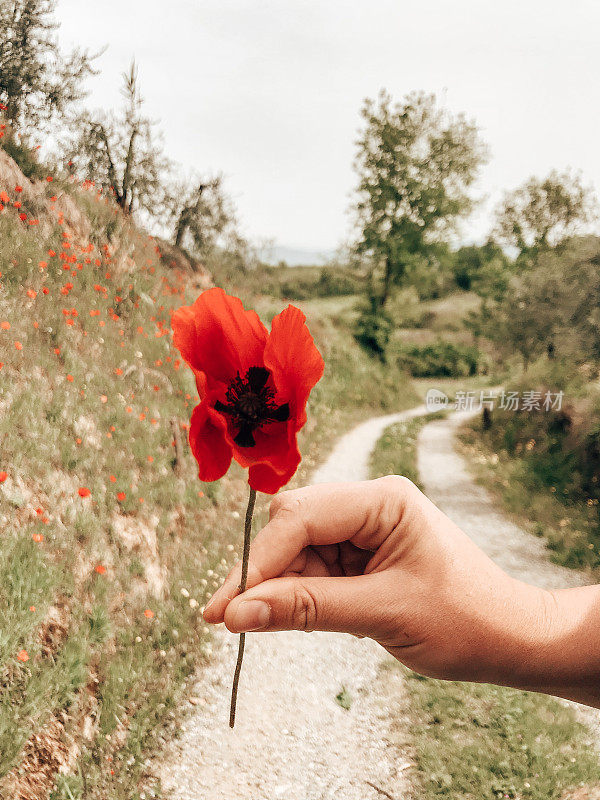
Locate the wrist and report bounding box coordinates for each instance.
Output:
[483,581,600,706]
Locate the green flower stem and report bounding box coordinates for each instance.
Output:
[229,485,257,728]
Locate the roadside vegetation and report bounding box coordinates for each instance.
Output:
[370,421,600,800]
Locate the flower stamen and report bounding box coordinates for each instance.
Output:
[215,366,289,447]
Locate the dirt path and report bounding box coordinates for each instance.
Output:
[417,411,585,590]
[157,408,428,800]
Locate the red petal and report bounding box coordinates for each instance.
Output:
[189,401,233,482]
[234,421,301,494]
[172,288,268,386]
[248,456,300,494]
[263,305,324,429]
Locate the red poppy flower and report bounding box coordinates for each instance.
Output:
[172,288,324,494]
[78,487,91,498]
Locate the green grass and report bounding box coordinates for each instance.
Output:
[369,416,431,486]
[394,666,600,800]
[0,159,420,799]
[335,686,353,711]
[370,418,599,800]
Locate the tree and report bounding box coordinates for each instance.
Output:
[494,170,596,261]
[67,61,169,217]
[0,0,98,135]
[353,90,487,306]
[471,244,588,369]
[451,240,508,292]
[169,175,241,256]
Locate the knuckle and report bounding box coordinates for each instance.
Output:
[372,475,422,533]
[270,489,302,519]
[269,491,309,542]
[377,473,418,497]
[290,583,318,632]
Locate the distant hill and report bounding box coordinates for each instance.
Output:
[260,244,336,267]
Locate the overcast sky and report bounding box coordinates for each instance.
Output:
[55,0,600,253]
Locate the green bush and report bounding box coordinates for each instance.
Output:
[353,298,393,360]
[397,341,479,377]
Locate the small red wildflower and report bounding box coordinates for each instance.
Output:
[32,533,44,543]
[95,565,107,575]
[78,487,91,498]
[0,471,7,482]
[144,609,154,619]
[17,650,29,663]
[116,491,126,502]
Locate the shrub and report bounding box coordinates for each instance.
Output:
[397,341,479,377]
[353,297,393,360]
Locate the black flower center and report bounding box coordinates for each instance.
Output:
[215,366,289,447]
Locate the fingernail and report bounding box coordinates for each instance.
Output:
[232,600,270,632]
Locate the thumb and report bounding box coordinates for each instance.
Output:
[222,573,392,639]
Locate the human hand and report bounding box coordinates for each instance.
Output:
[204,477,600,705]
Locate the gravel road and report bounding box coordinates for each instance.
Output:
[418,411,585,591]
[156,406,597,799]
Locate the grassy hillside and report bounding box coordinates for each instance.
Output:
[0,148,417,800]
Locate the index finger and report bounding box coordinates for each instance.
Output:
[203,476,410,623]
